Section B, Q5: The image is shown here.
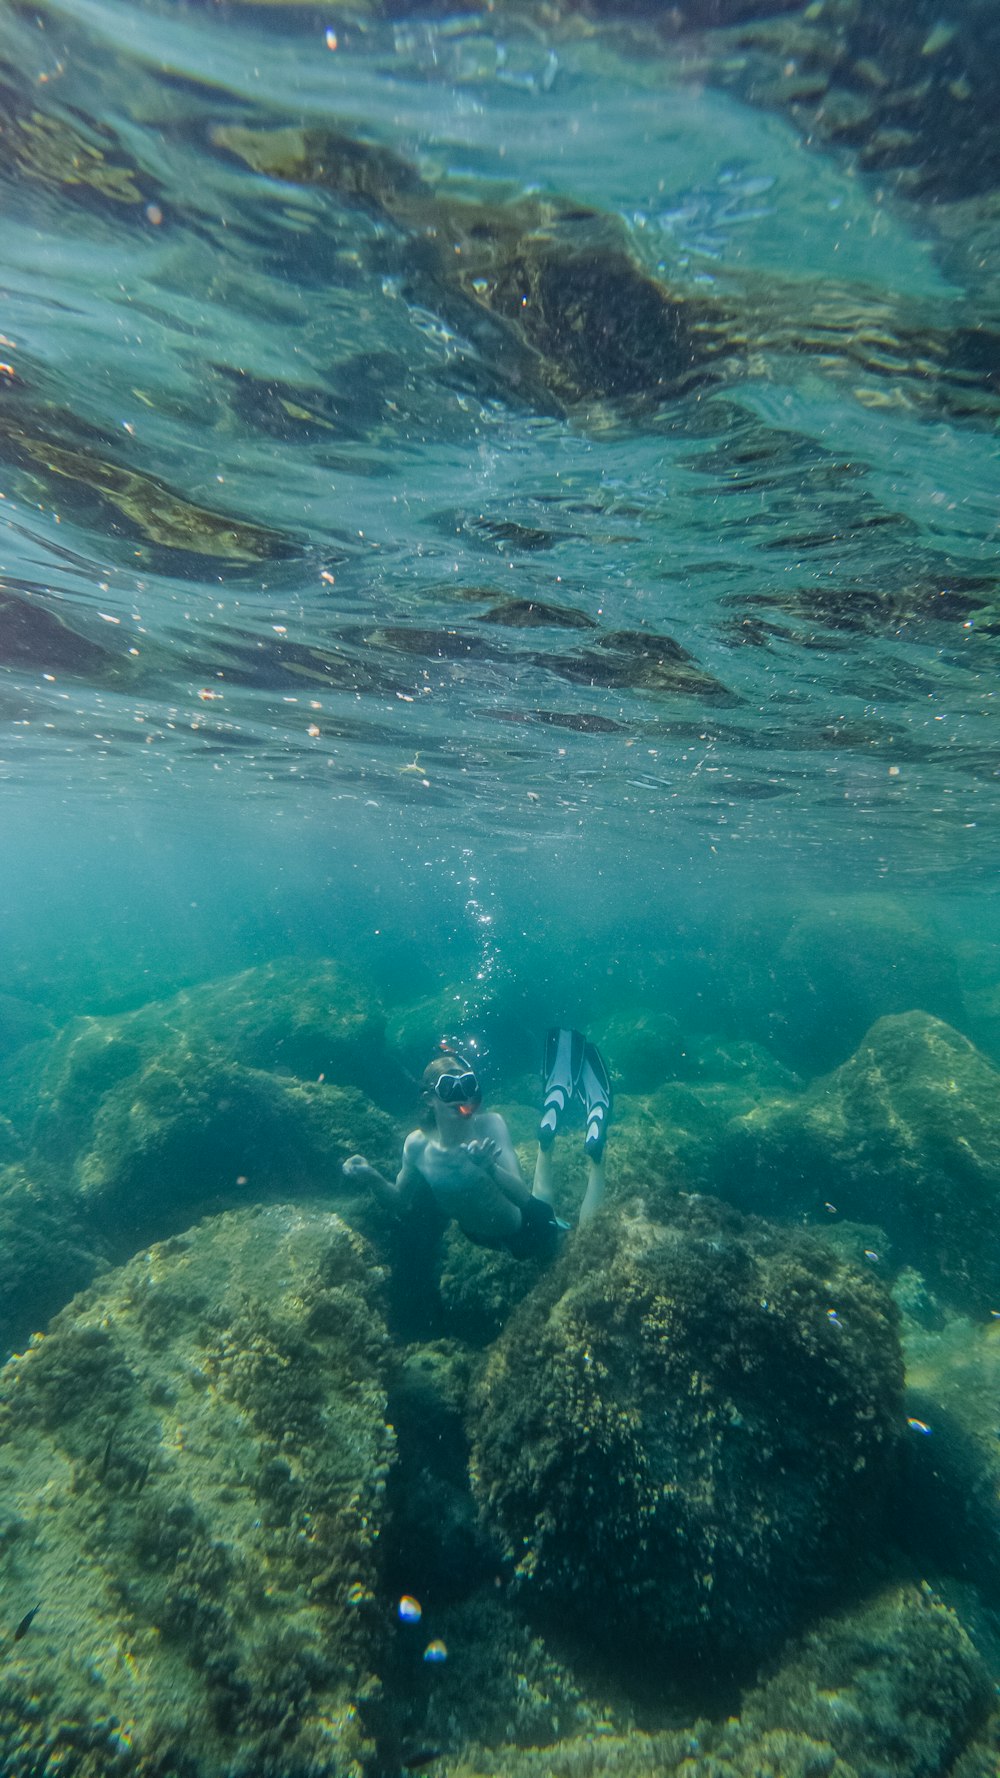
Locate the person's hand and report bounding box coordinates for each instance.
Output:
[466,1137,501,1169]
[342,1154,372,1180]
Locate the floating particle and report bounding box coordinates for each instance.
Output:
[398,1595,422,1623]
[906,1418,932,1436]
[325,28,338,49]
[826,1309,843,1329]
[423,1639,447,1663]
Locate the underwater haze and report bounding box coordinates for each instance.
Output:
[3,0,1000,1773]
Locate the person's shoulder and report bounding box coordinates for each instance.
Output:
[402,1127,429,1158]
[477,1109,511,1137]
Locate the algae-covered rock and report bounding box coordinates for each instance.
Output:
[0,1164,104,1361]
[76,1056,395,1248]
[438,1221,550,1347]
[899,1309,1000,1600]
[29,957,396,1157]
[414,1583,989,1777]
[21,958,399,1248]
[469,1198,902,1687]
[771,898,964,1073]
[742,1583,993,1778]
[720,1012,1000,1313]
[0,1203,392,1778]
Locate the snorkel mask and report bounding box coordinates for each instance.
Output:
[430,1051,481,1116]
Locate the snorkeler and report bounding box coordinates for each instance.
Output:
[343,1033,611,1256]
[342,1050,569,1260]
[533,1027,611,1227]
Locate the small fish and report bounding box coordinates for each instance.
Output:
[402,1752,442,1771]
[13,1605,39,1642]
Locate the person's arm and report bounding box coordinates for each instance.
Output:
[467,1114,532,1207]
[342,1132,423,1216]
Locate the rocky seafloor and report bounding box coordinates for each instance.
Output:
[2,899,1000,1776]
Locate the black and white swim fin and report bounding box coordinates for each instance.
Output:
[577,1041,612,1160]
[538,1027,586,1150]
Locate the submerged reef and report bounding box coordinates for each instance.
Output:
[0,1163,105,1362]
[425,1583,991,1778]
[901,1307,1000,1602]
[720,1011,1000,1314]
[469,1197,903,1688]
[0,961,400,1358]
[11,957,398,1249]
[0,1204,392,1778]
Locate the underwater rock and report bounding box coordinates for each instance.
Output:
[469,1197,902,1687]
[75,1056,398,1249]
[771,896,964,1073]
[0,1204,392,1778]
[899,1307,1000,1601]
[720,1011,1000,1314]
[26,957,401,1212]
[741,1582,993,1778]
[426,1581,990,1777]
[438,1222,549,1348]
[160,956,402,1100]
[0,1164,104,1362]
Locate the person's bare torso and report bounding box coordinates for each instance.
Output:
[405,1112,522,1244]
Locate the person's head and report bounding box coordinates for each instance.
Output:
[420,1051,481,1122]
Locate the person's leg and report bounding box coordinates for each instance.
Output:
[578,1154,605,1225]
[533,1143,555,1203]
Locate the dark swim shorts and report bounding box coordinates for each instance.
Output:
[504,1194,567,1261]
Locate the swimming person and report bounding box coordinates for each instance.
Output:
[533,1027,611,1226]
[342,1050,569,1260]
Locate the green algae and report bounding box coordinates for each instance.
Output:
[0,1205,392,1778]
[900,1309,1000,1602]
[469,1197,903,1688]
[719,1012,1000,1314]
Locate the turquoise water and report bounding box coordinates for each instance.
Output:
[3,0,1000,1772]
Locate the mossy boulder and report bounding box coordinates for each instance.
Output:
[899,1309,1000,1600]
[719,1012,1000,1313]
[417,1583,989,1778]
[0,1164,104,1361]
[0,1204,393,1778]
[469,1198,903,1687]
[16,959,399,1251]
[770,899,964,1074]
[27,956,398,1171]
[74,1054,396,1249]
[741,1583,993,1778]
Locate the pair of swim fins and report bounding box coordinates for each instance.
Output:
[539,1027,611,1160]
